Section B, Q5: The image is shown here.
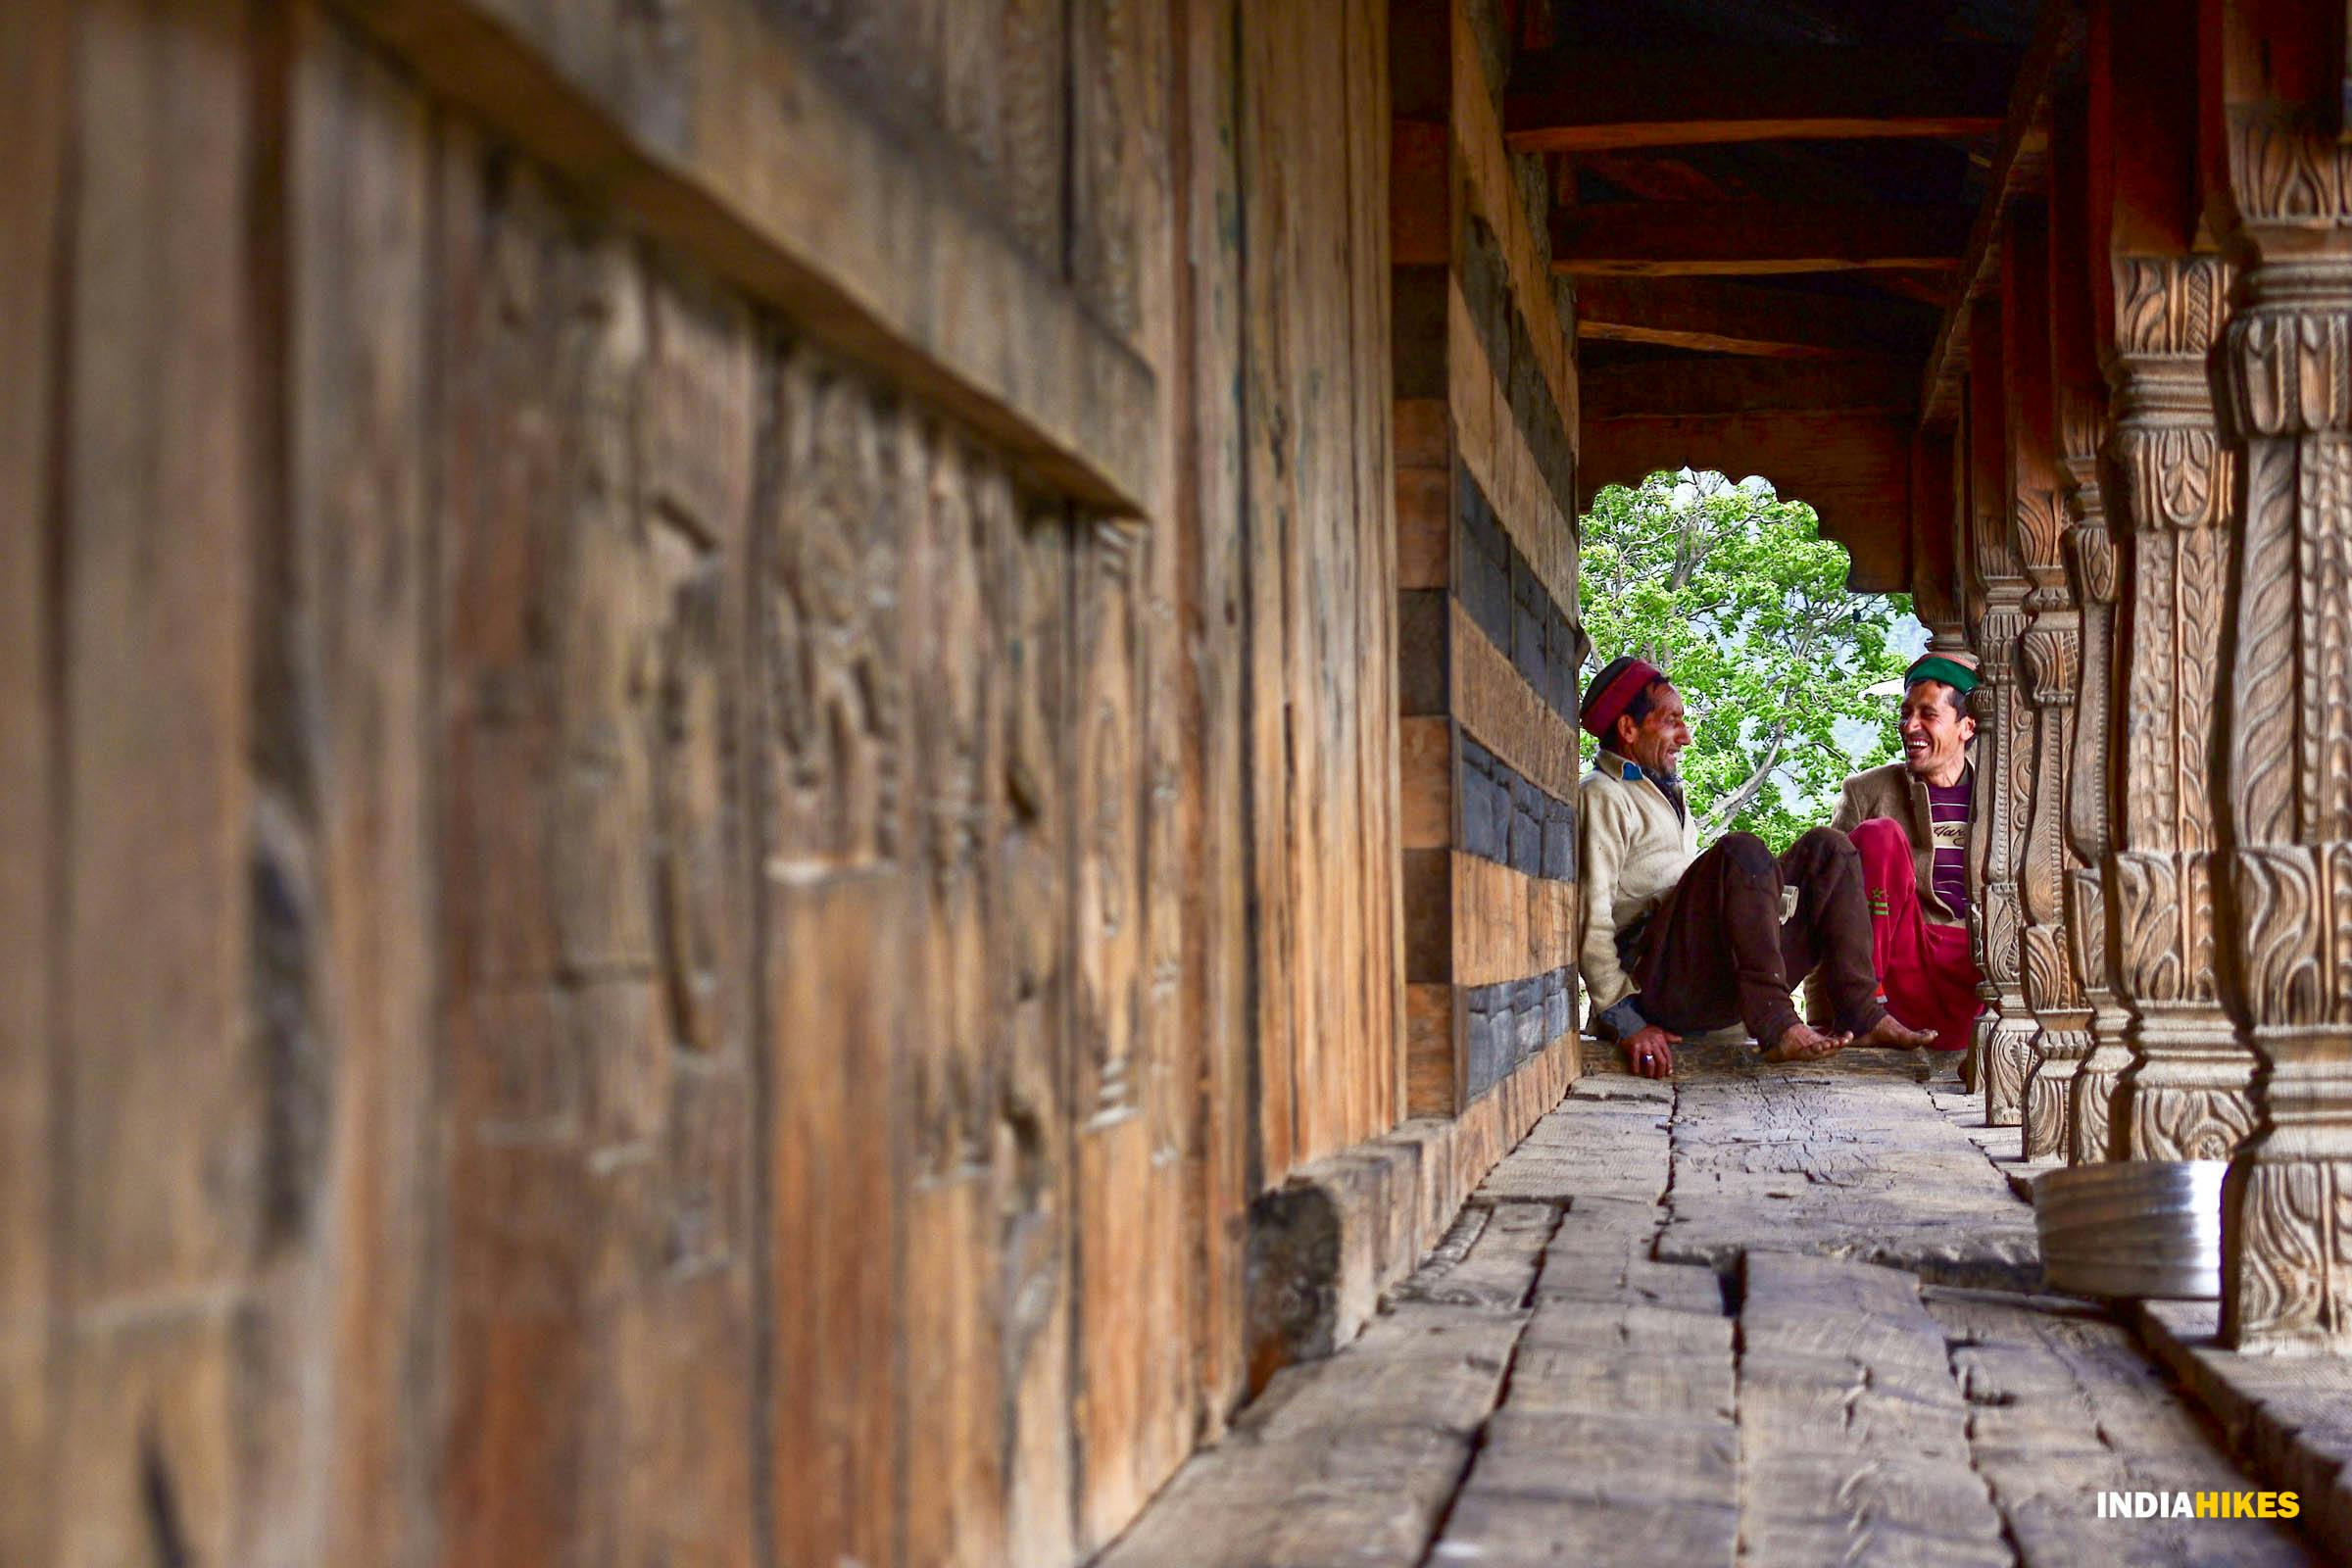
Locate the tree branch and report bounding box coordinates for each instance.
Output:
[1699,716,1791,837]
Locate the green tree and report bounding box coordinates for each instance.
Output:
[1578,470,1915,851]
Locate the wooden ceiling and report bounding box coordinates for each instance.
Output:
[1539,0,2067,591]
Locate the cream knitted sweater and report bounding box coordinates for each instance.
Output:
[1576,750,1699,1014]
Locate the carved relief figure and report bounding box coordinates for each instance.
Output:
[767,348,908,873]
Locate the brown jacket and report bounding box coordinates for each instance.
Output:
[1829,757,1981,929]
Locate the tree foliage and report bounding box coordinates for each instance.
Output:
[1578,471,1914,851]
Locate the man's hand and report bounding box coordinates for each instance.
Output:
[1622,1023,1681,1079]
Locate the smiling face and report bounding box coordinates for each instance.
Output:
[1613,680,1691,778]
[1899,680,1975,785]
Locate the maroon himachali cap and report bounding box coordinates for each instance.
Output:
[1579,656,1665,741]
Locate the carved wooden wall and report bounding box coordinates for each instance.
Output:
[0,0,1420,1562]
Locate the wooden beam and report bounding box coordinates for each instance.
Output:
[1578,410,1912,590]
[325,0,1157,514]
[1506,47,2011,154]
[1917,1,2087,425]
[1909,429,1962,628]
[1582,358,1919,419]
[1553,204,1970,275]
[1575,277,1934,359]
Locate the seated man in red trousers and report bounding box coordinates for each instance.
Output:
[1577,655,1937,1080]
[1825,651,1987,1056]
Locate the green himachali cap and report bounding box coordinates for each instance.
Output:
[1904,653,1981,696]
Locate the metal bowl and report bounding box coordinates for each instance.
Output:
[2033,1159,2227,1300]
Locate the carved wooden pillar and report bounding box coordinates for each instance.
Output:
[2058,380,2132,1160]
[2214,104,2352,1352]
[2102,255,2258,1161]
[2019,554,2090,1157]
[2048,98,2132,1163]
[1967,308,2038,1125]
[2009,217,2092,1159]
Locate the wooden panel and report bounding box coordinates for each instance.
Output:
[327,0,1156,513]
[902,433,1013,1568]
[437,141,760,1568]
[1407,984,1459,1118]
[1452,603,1583,803]
[1553,204,1970,275]
[1242,0,1401,1182]
[0,2,67,1561]
[1073,522,1190,1545]
[52,6,258,1563]
[1353,0,1404,1149]
[1174,0,1252,1440]
[760,343,911,1568]
[1397,397,1451,467]
[1910,430,1963,629]
[996,502,1078,1563]
[1452,855,1578,990]
[1400,716,1456,850]
[284,16,443,1564]
[1505,47,2011,153]
[1240,0,1298,1184]
[1072,2,1193,1527]
[1398,464,1452,589]
[1393,117,1449,267]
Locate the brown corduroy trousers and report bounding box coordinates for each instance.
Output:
[1630,826,1887,1049]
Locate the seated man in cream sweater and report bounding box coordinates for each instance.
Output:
[1577,656,1936,1079]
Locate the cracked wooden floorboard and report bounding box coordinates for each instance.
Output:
[1097,1049,2316,1566]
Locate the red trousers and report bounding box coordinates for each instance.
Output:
[1849,816,1983,1053]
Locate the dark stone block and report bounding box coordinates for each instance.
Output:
[1515,980,1545,1060]
[1460,767,1506,861]
[1510,551,1547,690]
[1509,776,1543,874]
[1455,470,1512,653]
[1463,996,1498,1102]
[1545,607,1577,717]
[1543,796,1576,880]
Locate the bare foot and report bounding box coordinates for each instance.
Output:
[1853,1012,1938,1050]
[1761,1022,1847,1062]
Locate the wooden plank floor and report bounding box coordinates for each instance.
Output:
[1098,1042,2318,1567]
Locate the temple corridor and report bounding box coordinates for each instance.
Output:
[1109,1046,2319,1567]
[17,1,2352,1564]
